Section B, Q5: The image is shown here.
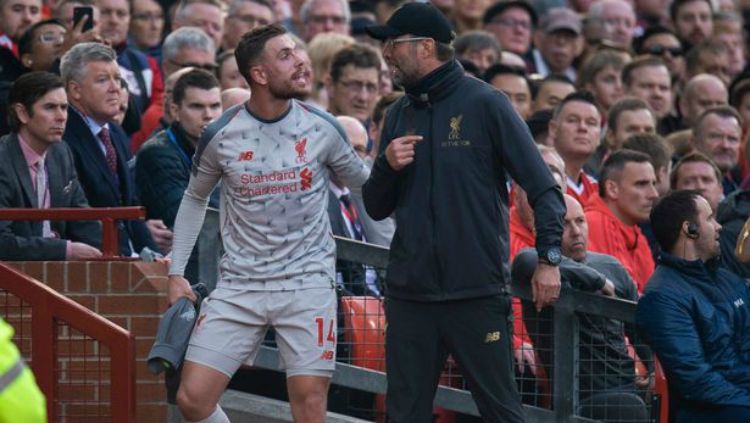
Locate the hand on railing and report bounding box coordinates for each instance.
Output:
[514,342,538,376]
[531,263,561,311]
[68,242,103,260]
[146,219,174,254]
[168,275,197,305]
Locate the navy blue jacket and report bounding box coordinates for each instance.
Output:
[362,60,565,302]
[636,253,750,418]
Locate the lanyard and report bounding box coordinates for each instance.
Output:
[166,128,192,167]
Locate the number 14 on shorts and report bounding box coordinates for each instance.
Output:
[315,316,336,346]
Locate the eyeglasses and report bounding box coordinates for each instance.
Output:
[132,13,164,22]
[645,45,683,57]
[383,36,430,49]
[230,14,272,27]
[490,17,531,30]
[338,79,379,94]
[308,14,347,25]
[38,31,65,44]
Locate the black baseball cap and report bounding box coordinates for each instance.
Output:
[483,0,538,26]
[366,2,455,44]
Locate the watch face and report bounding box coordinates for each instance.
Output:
[547,249,562,264]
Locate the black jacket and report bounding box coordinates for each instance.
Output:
[716,189,750,278]
[363,60,565,302]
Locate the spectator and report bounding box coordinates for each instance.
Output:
[325,43,381,124]
[622,133,673,197]
[300,0,350,42]
[685,38,731,85]
[216,50,249,90]
[605,97,656,153]
[132,27,216,150]
[60,42,156,256]
[0,71,102,260]
[532,74,575,113]
[691,105,743,194]
[367,90,402,161]
[484,63,531,119]
[730,78,750,135]
[577,49,628,118]
[222,0,275,51]
[514,194,649,423]
[306,32,354,108]
[633,0,669,28]
[17,19,67,72]
[716,188,750,278]
[454,30,501,74]
[136,69,221,277]
[713,11,746,79]
[549,92,602,204]
[172,0,225,49]
[52,0,98,30]
[637,190,750,423]
[220,87,251,109]
[585,149,658,293]
[0,0,42,83]
[98,0,162,118]
[328,116,383,296]
[671,152,724,211]
[482,0,536,58]
[128,0,165,61]
[622,56,673,125]
[635,25,686,82]
[670,0,713,48]
[450,0,491,34]
[679,74,728,129]
[587,0,636,48]
[531,7,582,81]
[526,109,554,145]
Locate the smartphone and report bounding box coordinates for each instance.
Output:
[73,6,94,32]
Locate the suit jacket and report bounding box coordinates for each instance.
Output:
[0,133,101,260]
[327,188,380,296]
[63,109,155,256]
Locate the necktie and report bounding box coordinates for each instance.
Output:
[340,194,364,241]
[98,127,118,176]
[35,160,52,237]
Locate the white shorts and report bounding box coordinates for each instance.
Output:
[185,286,337,378]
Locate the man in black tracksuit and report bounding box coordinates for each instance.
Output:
[364,3,566,422]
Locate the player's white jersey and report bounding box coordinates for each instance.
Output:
[169,100,370,290]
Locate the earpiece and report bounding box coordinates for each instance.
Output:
[686,222,699,239]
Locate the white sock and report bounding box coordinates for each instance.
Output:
[187,405,229,423]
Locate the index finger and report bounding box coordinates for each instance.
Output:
[398,135,423,145]
[73,14,89,33]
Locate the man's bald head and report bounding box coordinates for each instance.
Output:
[221,87,251,110]
[680,73,728,126]
[336,115,368,159]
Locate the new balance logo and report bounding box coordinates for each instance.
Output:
[484,331,501,343]
[238,150,254,161]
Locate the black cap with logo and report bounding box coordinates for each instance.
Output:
[365,2,455,44]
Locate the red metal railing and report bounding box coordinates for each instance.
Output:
[0,207,146,257]
[0,262,135,422]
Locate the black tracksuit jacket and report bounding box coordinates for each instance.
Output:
[363,60,565,302]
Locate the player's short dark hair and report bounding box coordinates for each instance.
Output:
[7,71,65,132]
[172,69,220,106]
[651,190,701,252]
[235,23,287,83]
[599,149,652,198]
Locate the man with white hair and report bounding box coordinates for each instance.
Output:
[587,0,636,47]
[300,0,350,42]
[172,0,224,48]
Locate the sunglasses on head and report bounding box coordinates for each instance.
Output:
[645,45,683,57]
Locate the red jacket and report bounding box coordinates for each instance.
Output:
[509,207,535,348]
[567,171,598,206]
[584,194,654,293]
